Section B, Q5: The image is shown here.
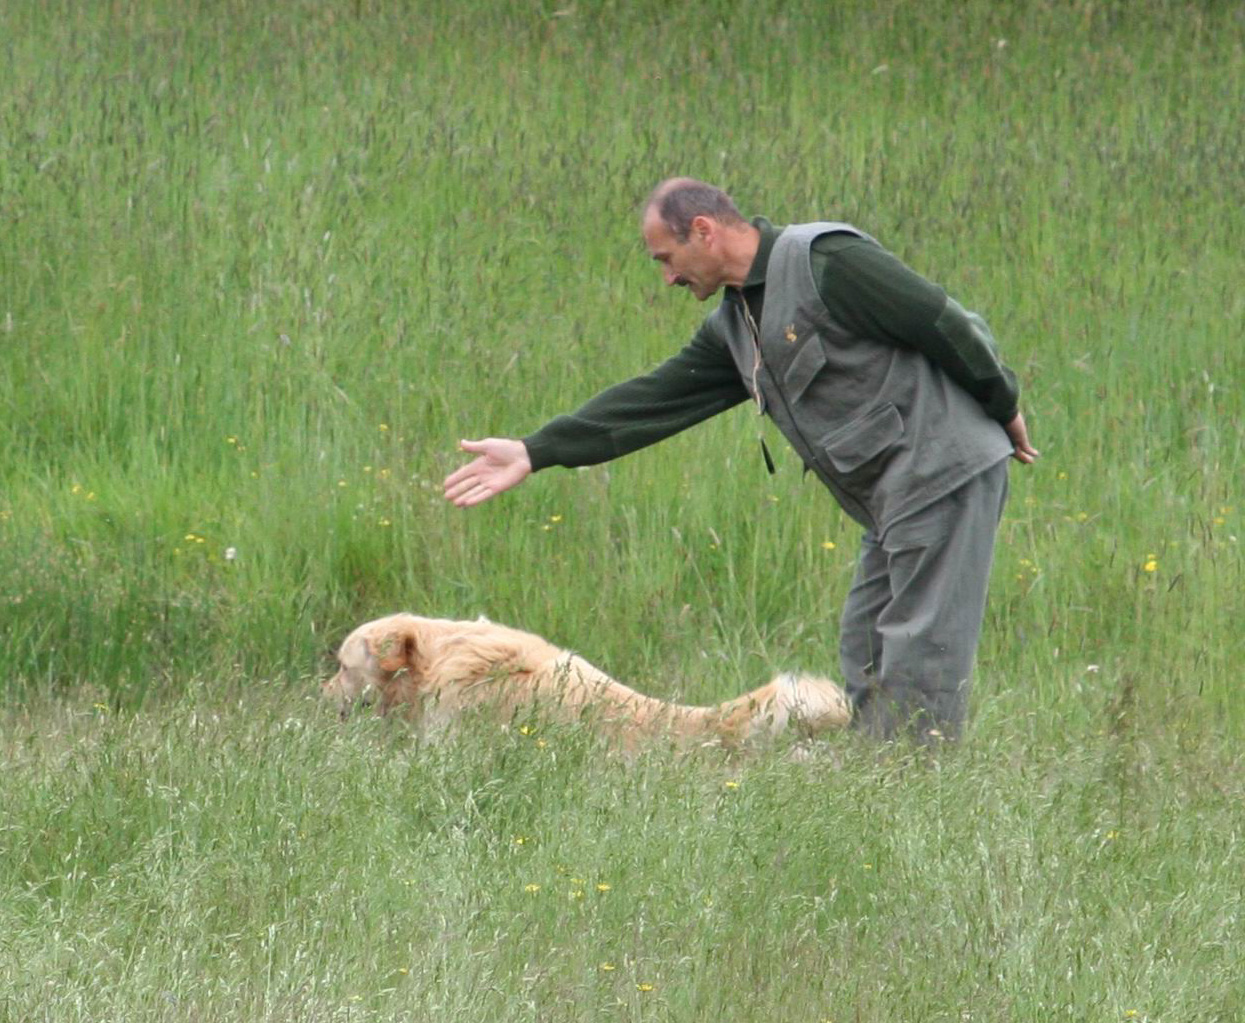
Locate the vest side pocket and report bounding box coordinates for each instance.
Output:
[819,403,905,474]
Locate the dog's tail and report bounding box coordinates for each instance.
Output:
[710,672,851,744]
[773,672,852,735]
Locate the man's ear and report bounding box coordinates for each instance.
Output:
[372,623,416,673]
[690,214,715,244]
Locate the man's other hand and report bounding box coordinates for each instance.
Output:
[1004,412,1039,464]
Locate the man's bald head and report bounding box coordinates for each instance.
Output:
[644,178,746,243]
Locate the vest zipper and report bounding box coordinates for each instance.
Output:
[740,294,775,474]
[741,298,764,414]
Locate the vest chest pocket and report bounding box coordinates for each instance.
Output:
[819,403,905,474]
[782,338,828,404]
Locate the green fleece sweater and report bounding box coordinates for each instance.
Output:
[523,218,1019,472]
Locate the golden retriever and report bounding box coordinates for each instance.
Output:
[322,613,850,747]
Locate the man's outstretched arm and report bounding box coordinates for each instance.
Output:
[445,323,746,508]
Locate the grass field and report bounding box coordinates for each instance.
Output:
[2,1,1243,1019]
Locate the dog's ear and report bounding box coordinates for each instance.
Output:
[371,621,417,673]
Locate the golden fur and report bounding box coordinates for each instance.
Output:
[322,613,850,747]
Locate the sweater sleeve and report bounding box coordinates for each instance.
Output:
[811,234,1020,423]
[522,322,749,471]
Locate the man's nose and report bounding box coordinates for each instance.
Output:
[663,267,679,286]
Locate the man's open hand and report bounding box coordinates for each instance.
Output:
[443,438,532,507]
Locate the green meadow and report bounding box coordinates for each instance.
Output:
[2,1,1243,1019]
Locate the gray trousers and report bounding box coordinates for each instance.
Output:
[840,459,1009,742]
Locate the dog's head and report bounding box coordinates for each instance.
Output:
[321,614,420,719]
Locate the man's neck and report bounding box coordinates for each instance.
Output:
[720,224,761,290]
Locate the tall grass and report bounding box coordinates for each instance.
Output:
[1,1,1243,1017]
[3,690,1244,1022]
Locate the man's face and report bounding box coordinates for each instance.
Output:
[642,209,722,302]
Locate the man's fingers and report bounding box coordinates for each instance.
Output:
[444,461,505,507]
[444,469,486,501]
[449,481,495,508]
[1010,440,1040,464]
[443,462,480,491]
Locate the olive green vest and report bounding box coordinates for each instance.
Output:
[707,222,1014,531]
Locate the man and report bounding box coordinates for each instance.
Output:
[444,178,1037,742]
